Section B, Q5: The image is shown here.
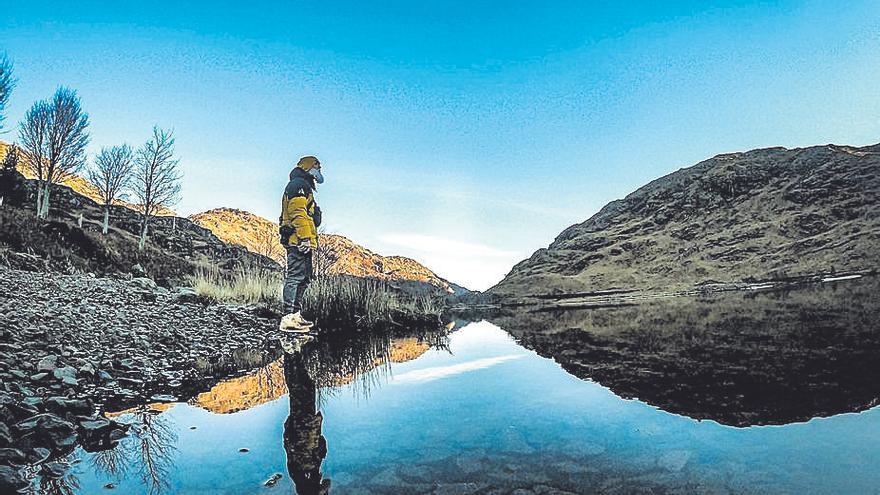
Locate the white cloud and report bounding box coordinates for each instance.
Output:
[392,355,523,384]
[377,233,525,291]
[380,234,518,258]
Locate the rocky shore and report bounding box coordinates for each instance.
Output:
[0,267,280,491]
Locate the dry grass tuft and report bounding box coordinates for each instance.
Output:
[187,265,281,308]
[188,266,443,329]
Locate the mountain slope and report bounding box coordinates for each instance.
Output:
[189,207,458,293]
[491,143,880,297]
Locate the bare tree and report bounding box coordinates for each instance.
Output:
[0,54,14,129]
[255,225,285,267]
[18,87,90,218]
[88,144,134,234]
[132,126,181,250]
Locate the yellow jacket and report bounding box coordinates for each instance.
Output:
[280,167,319,248]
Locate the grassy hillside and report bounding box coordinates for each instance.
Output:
[491,143,880,297]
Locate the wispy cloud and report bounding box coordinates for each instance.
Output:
[393,355,523,384]
[376,233,525,290]
[380,234,518,258]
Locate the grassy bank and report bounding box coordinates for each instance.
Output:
[186,266,443,330]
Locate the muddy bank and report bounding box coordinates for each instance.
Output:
[0,267,281,490]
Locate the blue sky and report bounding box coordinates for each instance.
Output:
[2,1,880,290]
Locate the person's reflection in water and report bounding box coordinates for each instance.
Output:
[282,336,331,495]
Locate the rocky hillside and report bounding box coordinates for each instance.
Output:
[0,170,274,284]
[190,207,459,294]
[1,141,175,217]
[491,143,880,297]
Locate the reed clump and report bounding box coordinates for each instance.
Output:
[188,266,442,329]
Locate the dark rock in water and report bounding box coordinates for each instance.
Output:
[239,447,249,453]
[104,482,116,489]
[79,417,128,452]
[25,447,51,464]
[41,460,69,479]
[0,465,28,492]
[264,473,283,486]
[0,447,27,465]
[14,413,78,452]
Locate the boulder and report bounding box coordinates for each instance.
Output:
[170,287,201,304]
[36,355,59,373]
[14,413,77,452]
[44,397,92,416]
[130,277,158,291]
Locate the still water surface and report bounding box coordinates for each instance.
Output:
[59,280,880,494]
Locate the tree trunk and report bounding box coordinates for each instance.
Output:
[38,184,50,219]
[35,181,43,218]
[102,207,110,235]
[139,215,149,250]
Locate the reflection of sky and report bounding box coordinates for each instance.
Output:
[71,321,880,494]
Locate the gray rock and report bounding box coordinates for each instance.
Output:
[130,277,158,291]
[14,413,78,451]
[171,287,200,304]
[37,355,59,373]
[45,396,91,415]
[131,263,147,278]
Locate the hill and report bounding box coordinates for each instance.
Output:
[490,143,880,297]
[189,207,460,294]
[0,168,273,283]
[0,141,176,216]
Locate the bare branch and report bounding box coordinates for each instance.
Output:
[0,54,14,129]
[89,144,134,206]
[18,87,90,218]
[133,126,182,248]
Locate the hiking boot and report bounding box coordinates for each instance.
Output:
[279,312,312,333]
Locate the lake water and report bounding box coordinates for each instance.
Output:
[39,278,880,494]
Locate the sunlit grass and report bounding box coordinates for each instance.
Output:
[188,266,443,329]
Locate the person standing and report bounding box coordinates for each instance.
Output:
[279,155,324,332]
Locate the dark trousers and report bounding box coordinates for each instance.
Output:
[283,246,313,314]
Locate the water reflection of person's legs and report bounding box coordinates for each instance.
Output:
[283,337,331,495]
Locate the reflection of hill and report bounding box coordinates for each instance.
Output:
[194,337,433,414]
[491,277,880,426]
[195,360,287,414]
